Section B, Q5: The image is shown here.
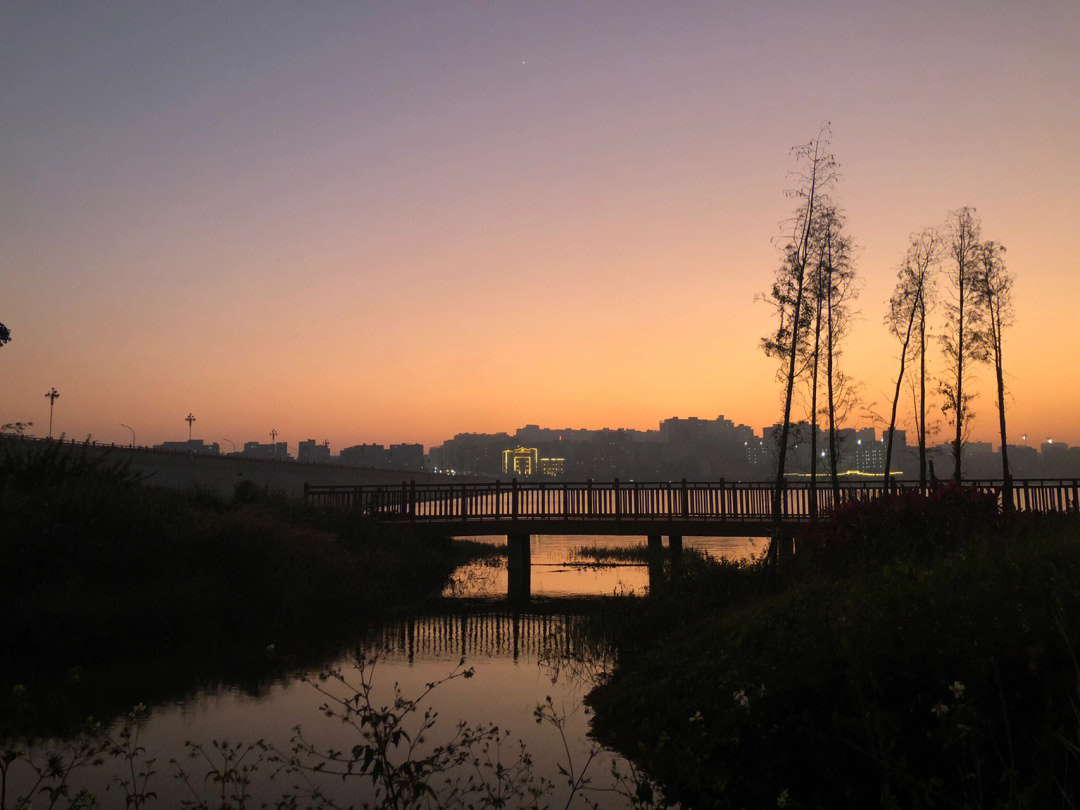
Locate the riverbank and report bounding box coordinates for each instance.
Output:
[588,488,1080,808]
[1,440,498,736]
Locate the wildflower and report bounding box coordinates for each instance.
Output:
[949,680,965,699]
[266,643,276,654]
[733,689,749,708]
[931,702,948,717]
[777,788,789,807]
[689,711,703,723]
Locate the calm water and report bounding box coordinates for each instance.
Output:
[446,534,764,598]
[10,536,759,808]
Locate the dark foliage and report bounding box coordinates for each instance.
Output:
[798,481,1001,573]
[589,503,1080,808]
[0,440,490,737]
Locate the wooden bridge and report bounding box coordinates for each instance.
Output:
[306,477,1078,600]
[305,477,1079,539]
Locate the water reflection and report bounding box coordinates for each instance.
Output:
[6,538,757,808]
[445,534,762,599]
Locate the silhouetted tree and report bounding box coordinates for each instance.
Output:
[912,268,936,489]
[939,207,986,481]
[818,205,858,507]
[884,229,939,488]
[799,214,828,523]
[760,126,838,564]
[973,240,1013,509]
[0,322,10,348]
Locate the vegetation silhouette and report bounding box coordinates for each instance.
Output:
[0,439,498,738]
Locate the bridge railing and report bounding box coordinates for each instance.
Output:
[304,478,1080,521]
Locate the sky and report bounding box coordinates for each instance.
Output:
[2,2,1079,452]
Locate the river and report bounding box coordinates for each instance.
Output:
[7,535,759,809]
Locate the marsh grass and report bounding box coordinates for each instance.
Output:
[0,440,500,738]
[570,545,655,564]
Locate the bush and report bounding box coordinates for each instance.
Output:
[798,481,1002,574]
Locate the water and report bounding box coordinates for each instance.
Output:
[7,536,759,808]
[446,534,764,598]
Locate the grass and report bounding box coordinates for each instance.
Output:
[586,489,1080,809]
[0,440,500,738]
[570,543,657,563]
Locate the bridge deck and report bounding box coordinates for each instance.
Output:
[305,478,1079,537]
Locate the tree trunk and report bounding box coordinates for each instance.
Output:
[992,297,1013,512]
[952,270,964,482]
[825,234,841,509]
[918,298,928,490]
[884,303,918,490]
[809,273,823,522]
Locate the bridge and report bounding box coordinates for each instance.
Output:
[306,477,1079,599]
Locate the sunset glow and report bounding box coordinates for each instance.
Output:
[3,2,1078,450]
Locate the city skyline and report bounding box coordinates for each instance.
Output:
[3,3,1079,450]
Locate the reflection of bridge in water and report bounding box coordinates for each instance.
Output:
[369,610,594,663]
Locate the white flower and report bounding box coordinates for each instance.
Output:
[733,689,749,708]
[689,711,703,723]
[931,702,949,717]
[777,788,789,807]
[949,680,965,699]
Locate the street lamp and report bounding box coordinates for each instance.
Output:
[45,387,59,438]
[120,423,135,448]
[186,413,196,441]
[222,438,236,453]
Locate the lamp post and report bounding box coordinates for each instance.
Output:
[120,423,135,448]
[45,388,59,438]
[270,429,278,460]
[186,413,196,441]
[222,438,236,453]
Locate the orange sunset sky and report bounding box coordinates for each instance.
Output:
[2,2,1079,451]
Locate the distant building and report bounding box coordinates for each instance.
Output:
[298,439,331,464]
[242,441,290,460]
[388,443,425,472]
[1041,440,1071,476]
[538,457,565,477]
[503,447,539,476]
[339,444,389,467]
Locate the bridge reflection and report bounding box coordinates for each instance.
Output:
[368,608,598,664]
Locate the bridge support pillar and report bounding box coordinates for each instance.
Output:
[647,535,665,594]
[668,535,683,558]
[507,533,531,602]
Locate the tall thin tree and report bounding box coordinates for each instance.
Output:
[883,229,939,488]
[818,206,857,507]
[800,213,828,523]
[760,127,838,565]
[973,240,1013,509]
[939,207,986,481]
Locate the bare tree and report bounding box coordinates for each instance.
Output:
[939,207,986,481]
[818,205,858,507]
[760,126,838,565]
[972,240,1013,509]
[799,213,829,522]
[883,229,939,488]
